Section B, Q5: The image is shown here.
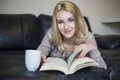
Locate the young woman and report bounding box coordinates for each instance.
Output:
[37,1,107,69]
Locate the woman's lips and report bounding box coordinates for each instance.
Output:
[64,30,72,34]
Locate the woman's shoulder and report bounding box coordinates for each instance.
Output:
[47,27,52,34]
[85,31,95,41]
[45,27,52,36]
[42,27,52,40]
[87,31,94,37]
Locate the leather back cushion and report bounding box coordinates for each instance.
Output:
[95,34,120,49]
[37,14,52,41]
[0,14,41,50]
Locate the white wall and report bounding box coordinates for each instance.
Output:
[0,0,120,35]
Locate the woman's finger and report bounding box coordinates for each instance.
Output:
[78,49,88,58]
[41,54,48,63]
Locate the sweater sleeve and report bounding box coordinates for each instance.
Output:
[85,32,97,47]
[37,28,52,56]
[86,32,107,69]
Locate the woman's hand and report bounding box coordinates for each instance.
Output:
[41,53,48,63]
[73,43,96,58]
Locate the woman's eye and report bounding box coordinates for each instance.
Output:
[58,20,63,24]
[68,18,74,22]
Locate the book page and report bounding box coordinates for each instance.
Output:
[69,57,99,74]
[39,57,69,74]
[67,50,82,67]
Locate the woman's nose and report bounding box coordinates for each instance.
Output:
[64,23,69,30]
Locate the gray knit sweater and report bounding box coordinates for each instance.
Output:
[37,28,107,69]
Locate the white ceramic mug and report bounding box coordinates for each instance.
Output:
[25,50,41,71]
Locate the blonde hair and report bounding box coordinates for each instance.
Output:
[50,0,88,56]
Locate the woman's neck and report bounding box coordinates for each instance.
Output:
[63,37,75,52]
[63,37,74,45]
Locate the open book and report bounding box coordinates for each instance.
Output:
[39,51,100,75]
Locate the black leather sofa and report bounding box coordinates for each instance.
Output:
[0,14,120,80]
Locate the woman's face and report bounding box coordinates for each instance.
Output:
[56,10,75,39]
